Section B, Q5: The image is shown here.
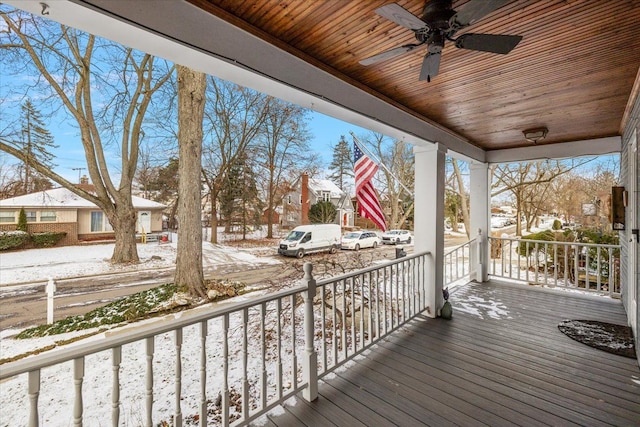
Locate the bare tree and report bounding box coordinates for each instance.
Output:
[257,98,316,238]
[363,132,414,229]
[174,65,206,298]
[492,159,595,235]
[201,78,269,243]
[0,9,173,263]
[450,159,470,237]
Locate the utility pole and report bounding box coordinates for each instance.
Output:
[71,167,86,183]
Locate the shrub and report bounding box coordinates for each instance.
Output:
[552,219,562,230]
[31,232,67,248]
[0,230,29,251]
[517,229,556,257]
[17,208,27,232]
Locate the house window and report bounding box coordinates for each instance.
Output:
[0,211,15,223]
[26,211,36,222]
[299,195,302,204]
[287,195,291,204]
[90,211,112,232]
[40,211,56,222]
[321,191,331,202]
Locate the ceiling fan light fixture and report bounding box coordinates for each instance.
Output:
[523,127,548,144]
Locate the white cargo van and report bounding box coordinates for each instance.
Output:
[278,224,341,258]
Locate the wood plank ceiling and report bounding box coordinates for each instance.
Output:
[189,0,640,151]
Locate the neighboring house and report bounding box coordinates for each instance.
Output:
[0,185,165,246]
[282,173,354,228]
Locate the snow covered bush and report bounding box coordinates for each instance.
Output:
[0,230,29,251]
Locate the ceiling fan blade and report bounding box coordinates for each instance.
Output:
[360,44,421,66]
[451,0,510,28]
[375,3,428,31]
[419,53,441,82]
[455,33,522,54]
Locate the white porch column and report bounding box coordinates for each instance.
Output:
[470,161,490,282]
[414,143,446,318]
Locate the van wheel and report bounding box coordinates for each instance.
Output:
[373,241,378,249]
[407,237,412,244]
[330,245,337,254]
[355,244,360,251]
[296,249,305,259]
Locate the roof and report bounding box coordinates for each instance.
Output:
[0,188,166,210]
[308,178,344,199]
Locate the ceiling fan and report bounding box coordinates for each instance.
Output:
[360,0,522,82]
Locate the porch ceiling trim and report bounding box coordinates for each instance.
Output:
[485,136,622,164]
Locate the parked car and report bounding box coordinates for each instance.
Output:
[381,229,412,245]
[341,231,380,251]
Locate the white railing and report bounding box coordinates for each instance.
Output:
[444,238,476,286]
[488,236,621,297]
[0,250,431,427]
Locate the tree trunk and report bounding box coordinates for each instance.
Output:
[110,206,139,263]
[174,65,206,299]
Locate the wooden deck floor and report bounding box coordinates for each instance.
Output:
[262,280,640,426]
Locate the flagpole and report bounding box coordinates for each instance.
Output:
[350,131,413,196]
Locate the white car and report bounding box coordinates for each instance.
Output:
[381,229,412,245]
[341,231,380,251]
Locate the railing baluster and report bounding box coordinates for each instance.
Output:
[28,370,40,427]
[290,295,297,390]
[242,308,249,422]
[112,346,121,427]
[564,243,569,286]
[351,276,356,354]
[553,243,558,287]
[145,337,154,427]
[331,282,338,366]
[222,314,229,427]
[544,243,549,285]
[320,285,327,373]
[174,328,183,427]
[73,357,84,427]
[260,302,267,410]
[342,279,347,360]
[199,322,207,427]
[596,246,602,291]
[574,245,580,289]
[276,299,282,400]
[383,266,388,335]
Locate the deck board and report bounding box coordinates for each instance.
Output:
[263,280,640,426]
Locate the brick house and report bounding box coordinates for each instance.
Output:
[0,186,165,245]
[281,173,354,229]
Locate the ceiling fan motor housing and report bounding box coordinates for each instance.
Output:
[422,0,456,31]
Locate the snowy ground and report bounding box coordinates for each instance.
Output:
[0,228,281,286]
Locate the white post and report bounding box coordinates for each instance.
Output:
[302,262,318,401]
[46,277,56,324]
[470,161,490,282]
[414,143,446,318]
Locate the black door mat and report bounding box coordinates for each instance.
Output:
[558,319,637,359]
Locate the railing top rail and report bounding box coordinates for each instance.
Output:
[489,235,620,249]
[315,250,431,287]
[444,238,476,257]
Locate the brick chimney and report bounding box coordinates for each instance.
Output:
[301,173,310,225]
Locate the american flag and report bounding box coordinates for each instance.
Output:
[354,142,387,231]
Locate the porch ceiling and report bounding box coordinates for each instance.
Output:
[9,0,640,161]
